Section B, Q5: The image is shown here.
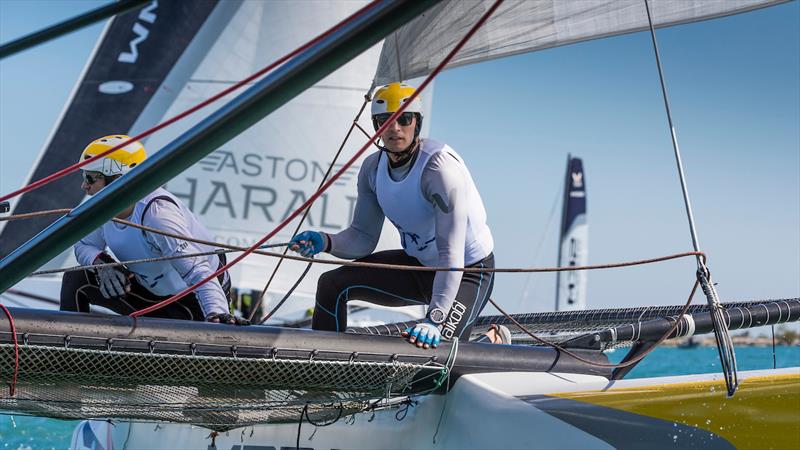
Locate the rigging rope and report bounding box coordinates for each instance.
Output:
[0,305,18,396]
[643,0,738,396]
[489,278,700,370]
[254,98,400,325]
[2,209,705,277]
[519,183,562,308]
[28,243,291,276]
[0,0,148,60]
[126,0,506,319]
[256,262,314,323]
[249,96,372,323]
[0,0,382,205]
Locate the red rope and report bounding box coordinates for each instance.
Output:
[131,0,506,318]
[0,0,381,205]
[0,304,19,396]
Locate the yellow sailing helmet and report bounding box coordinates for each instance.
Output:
[371,82,424,138]
[79,135,146,176]
[371,82,423,116]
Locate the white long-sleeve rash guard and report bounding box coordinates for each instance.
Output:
[74,192,229,317]
[140,200,229,316]
[325,143,493,315]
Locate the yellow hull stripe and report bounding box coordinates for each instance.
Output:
[551,373,800,449]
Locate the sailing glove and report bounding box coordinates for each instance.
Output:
[403,320,442,349]
[290,231,327,257]
[205,312,250,326]
[93,254,130,299]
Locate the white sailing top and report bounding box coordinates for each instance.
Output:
[327,139,493,314]
[74,188,229,316]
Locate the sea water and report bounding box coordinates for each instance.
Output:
[1,346,798,449]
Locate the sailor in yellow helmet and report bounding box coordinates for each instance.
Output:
[61,135,247,325]
[291,83,509,348]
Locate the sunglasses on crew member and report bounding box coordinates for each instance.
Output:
[373,112,415,130]
[83,172,103,185]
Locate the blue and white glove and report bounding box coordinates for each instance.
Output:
[403,320,442,349]
[289,231,326,258]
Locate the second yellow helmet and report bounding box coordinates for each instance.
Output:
[79,135,146,177]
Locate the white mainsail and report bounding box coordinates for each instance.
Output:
[373,0,787,85]
[129,0,404,320]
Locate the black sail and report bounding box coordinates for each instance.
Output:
[0,0,218,259]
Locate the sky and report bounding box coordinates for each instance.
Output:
[0,0,798,319]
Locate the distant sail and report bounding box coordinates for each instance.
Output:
[555,155,587,312]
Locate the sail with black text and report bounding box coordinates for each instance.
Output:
[555,155,587,311]
[0,0,218,264]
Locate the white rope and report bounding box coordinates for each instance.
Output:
[28,243,291,276]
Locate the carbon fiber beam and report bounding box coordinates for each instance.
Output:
[0,0,150,59]
[0,307,612,383]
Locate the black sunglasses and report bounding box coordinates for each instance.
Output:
[373,112,415,130]
[83,173,103,185]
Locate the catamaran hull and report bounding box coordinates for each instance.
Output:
[73,367,799,450]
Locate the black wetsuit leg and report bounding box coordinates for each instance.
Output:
[442,253,495,341]
[60,269,207,321]
[311,250,494,341]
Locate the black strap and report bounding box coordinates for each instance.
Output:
[140,195,179,233]
[140,196,230,295]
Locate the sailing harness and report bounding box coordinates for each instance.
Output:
[140,195,231,296]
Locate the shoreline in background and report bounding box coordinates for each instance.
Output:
[662,326,799,347]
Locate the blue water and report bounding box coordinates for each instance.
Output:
[1,346,798,449]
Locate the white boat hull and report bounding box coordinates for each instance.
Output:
[73,367,800,449]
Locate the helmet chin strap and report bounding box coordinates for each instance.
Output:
[104,174,121,185]
[381,137,420,167]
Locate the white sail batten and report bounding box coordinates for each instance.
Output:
[373,0,786,85]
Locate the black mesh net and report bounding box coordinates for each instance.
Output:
[0,341,444,431]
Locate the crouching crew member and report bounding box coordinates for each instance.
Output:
[60,135,245,325]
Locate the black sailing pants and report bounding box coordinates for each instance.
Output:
[311,250,494,341]
[60,269,207,321]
